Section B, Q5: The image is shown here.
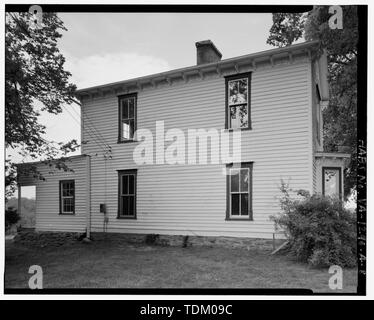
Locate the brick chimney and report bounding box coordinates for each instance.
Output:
[195,40,222,65]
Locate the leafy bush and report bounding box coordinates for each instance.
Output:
[5,207,20,229]
[271,182,357,268]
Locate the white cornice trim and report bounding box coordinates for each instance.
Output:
[76,40,320,99]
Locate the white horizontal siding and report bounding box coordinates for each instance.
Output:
[80,60,312,239]
[18,157,88,233]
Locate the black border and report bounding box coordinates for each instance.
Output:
[356,4,367,296]
[4,4,367,297]
[5,5,314,13]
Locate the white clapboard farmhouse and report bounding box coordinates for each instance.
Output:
[17,40,350,239]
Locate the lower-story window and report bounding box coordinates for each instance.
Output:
[59,180,75,215]
[118,169,137,218]
[322,167,342,200]
[226,162,253,220]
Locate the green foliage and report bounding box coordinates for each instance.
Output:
[5,12,79,199]
[5,207,20,229]
[272,182,357,268]
[267,6,358,197]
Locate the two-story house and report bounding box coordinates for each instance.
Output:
[17,40,350,239]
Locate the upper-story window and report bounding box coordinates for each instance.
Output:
[118,94,137,142]
[225,73,251,130]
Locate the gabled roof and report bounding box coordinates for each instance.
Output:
[75,40,320,99]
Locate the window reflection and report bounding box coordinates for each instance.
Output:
[324,168,340,198]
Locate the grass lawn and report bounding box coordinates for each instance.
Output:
[5,240,357,292]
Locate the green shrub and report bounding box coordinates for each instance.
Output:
[271,182,357,268]
[5,207,20,229]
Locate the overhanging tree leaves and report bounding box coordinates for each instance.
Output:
[267,6,358,197]
[5,12,79,199]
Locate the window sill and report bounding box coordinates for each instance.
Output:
[59,213,75,216]
[225,217,253,221]
[117,139,137,144]
[224,127,252,132]
[117,215,137,219]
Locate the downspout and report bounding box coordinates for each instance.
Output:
[85,154,91,239]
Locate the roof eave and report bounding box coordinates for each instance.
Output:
[75,40,320,98]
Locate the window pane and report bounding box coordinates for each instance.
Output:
[129,119,135,138]
[62,185,68,197]
[241,194,249,215]
[63,198,74,213]
[231,194,240,215]
[229,80,238,104]
[121,196,129,215]
[230,105,248,129]
[229,79,247,105]
[62,182,74,197]
[238,78,248,101]
[128,175,135,194]
[128,196,135,216]
[67,185,74,196]
[122,120,130,139]
[122,100,128,119]
[128,98,135,118]
[122,175,128,195]
[324,169,340,198]
[240,169,249,192]
[230,169,239,192]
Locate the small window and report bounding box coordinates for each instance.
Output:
[59,180,75,215]
[118,170,137,218]
[225,73,251,130]
[226,162,253,220]
[118,94,137,142]
[322,167,342,200]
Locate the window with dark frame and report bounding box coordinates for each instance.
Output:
[225,73,251,130]
[118,94,137,142]
[59,180,75,215]
[226,162,253,220]
[118,170,137,218]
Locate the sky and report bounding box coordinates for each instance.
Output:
[11,12,275,197]
[53,12,273,143]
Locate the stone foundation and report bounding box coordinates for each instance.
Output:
[13,230,281,251]
[14,230,84,247]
